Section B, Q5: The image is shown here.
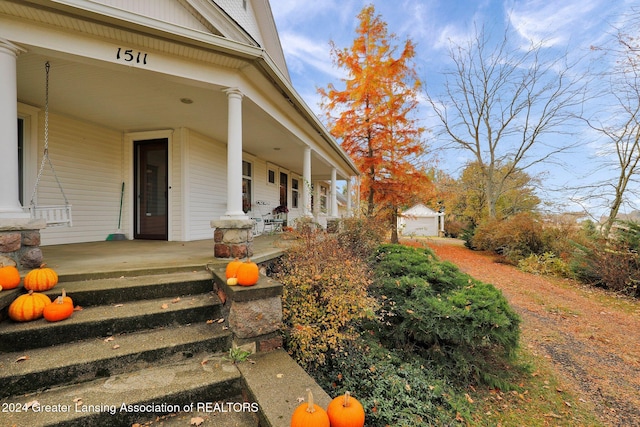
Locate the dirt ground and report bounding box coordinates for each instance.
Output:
[422,239,640,427]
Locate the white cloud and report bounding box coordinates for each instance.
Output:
[506,0,606,48]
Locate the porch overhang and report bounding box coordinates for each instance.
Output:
[3,0,359,180]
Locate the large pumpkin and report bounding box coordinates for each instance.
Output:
[236,260,259,286]
[225,258,243,279]
[326,392,365,427]
[43,290,74,322]
[290,389,330,427]
[8,290,52,322]
[24,265,58,292]
[0,265,21,290]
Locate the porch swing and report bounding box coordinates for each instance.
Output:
[28,62,72,227]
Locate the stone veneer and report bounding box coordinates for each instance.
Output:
[211,267,283,353]
[211,219,254,259]
[0,219,46,270]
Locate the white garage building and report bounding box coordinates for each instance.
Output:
[399,203,444,237]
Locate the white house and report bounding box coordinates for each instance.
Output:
[398,203,444,237]
[0,0,358,254]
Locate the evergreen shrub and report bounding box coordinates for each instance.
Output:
[371,244,521,386]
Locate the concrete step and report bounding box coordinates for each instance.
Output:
[0,292,223,352]
[0,271,215,314]
[0,322,232,399]
[0,353,244,427]
[44,271,215,307]
[134,396,260,426]
[238,349,332,427]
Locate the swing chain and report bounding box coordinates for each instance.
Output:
[30,61,69,208]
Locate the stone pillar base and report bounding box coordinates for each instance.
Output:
[210,266,283,353]
[0,218,46,270]
[211,219,254,259]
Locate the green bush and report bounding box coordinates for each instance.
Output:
[315,337,464,427]
[370,244,521,386]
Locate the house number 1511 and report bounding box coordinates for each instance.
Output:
[116,48,148,65]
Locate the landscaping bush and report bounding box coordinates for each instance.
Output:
[336,217,386,261]
[275,225,376,371]
[315,337,464,427]
[518,252,572,277]
[277,232,523,424]
[370,244,521,386]
[471,212,544,263]
[571,221,640,297]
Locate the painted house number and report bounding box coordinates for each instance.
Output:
[116,48,148,65]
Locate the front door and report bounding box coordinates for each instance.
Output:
[134,139,168,240]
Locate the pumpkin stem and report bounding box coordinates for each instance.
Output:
[343,391,351,407]
[306,388,316,413]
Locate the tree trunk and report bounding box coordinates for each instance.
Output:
[390,207,399,243]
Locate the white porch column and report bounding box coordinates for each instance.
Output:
[346,178,353,217]
[0,39,27,218]
[330,168,338,217]
[223,88,247,219]
[302,146,312,217]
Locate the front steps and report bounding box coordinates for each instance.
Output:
[0,269,259,427]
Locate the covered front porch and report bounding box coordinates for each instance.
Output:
[38,234,287,280]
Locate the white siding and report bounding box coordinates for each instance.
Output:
[36,114,124,245]
[214,0,263,45]
[186,131,227,239]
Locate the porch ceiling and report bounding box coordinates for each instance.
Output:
[16,50,344,180]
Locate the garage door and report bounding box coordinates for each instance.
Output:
[403,218,437,236]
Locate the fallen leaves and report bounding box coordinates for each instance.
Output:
[190,416,205,426]
[15,355,29,363]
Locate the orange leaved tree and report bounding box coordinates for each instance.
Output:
[319,5,432,243]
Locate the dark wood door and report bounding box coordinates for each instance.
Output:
[134,139,168,240]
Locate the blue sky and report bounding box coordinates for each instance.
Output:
[270,0,639,219]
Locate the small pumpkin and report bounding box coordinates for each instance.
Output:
[226,277,238,286]
[290,389,330,427]
[0,265,21,290]
[236,259,259,286]
[8,290,52,322]
[53,288,73,306]
[43,289,74,322]
[326,391,365,427]
[24,264,58,292]
[225,258,243,279]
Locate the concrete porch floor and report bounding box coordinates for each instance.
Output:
[39,234,288,280]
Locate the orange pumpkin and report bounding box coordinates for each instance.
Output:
[326,391,365,427]
[8,290,52,322]
[225,258,243,279]
[236,260,259,286]
[24,264,58,292]
[0,265,21,290]
[43,290,74,322]
[290,389,330,427]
